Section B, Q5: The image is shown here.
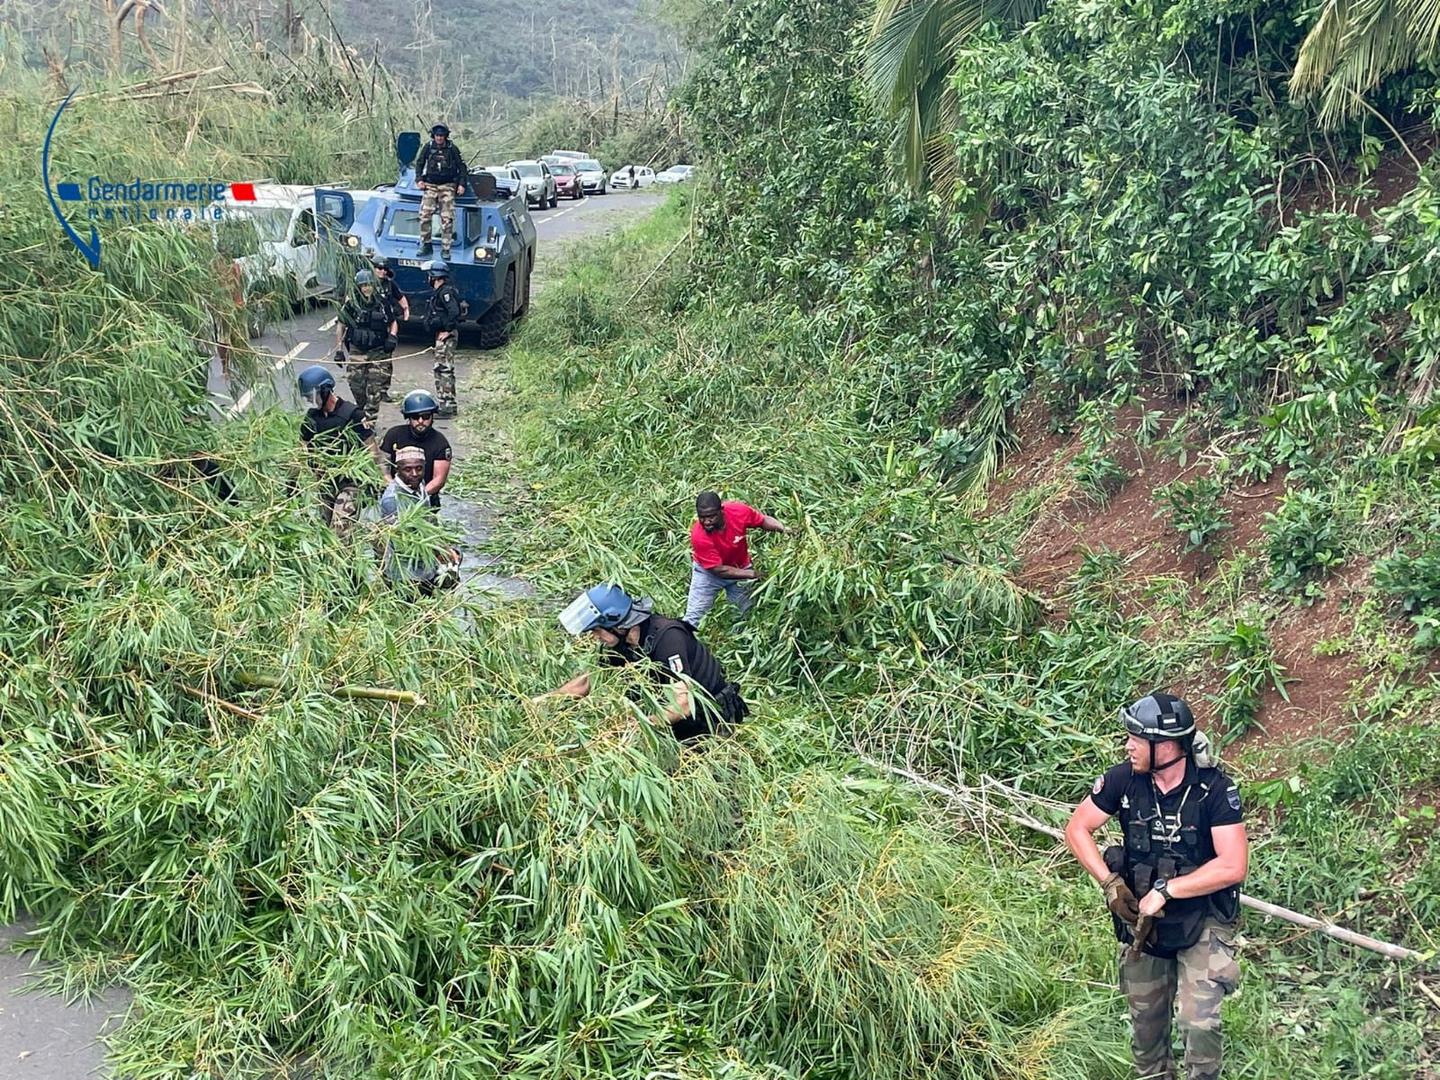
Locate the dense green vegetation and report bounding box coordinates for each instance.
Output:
[3,0,1440,1071]
[481,0,1440,1071]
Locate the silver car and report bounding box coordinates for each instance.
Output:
[573,158,608,196]
[506,160,557,209]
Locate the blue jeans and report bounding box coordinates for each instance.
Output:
[685,562,754,627]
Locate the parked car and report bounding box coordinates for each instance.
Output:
[550,162,583,200]
[208,184,376,334]
[483,166,523,199]
[610,165,656,190]
[506,159,557,209]
[655,164,696,184]
[573,158,608,196]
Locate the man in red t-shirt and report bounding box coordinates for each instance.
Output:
[685,490,787,627]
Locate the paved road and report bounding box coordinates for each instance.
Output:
[0,188,666,1078]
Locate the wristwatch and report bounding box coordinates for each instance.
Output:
[1153,878,1173,900]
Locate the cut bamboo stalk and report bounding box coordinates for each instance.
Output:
[237,671,427,707]
[863,758,1424,963]
[181,684,262,722]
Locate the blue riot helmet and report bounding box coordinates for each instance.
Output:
[424,259,449,280]
[401,390,439,418]
[298,364,335,407]
[354,269,376,288]
[559,584,653,636]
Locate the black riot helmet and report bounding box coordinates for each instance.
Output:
[1120,692,1197,742]
[1121,692,1198,773]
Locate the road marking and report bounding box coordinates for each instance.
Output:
[537,198,589,225]
[228,341,310,416]
[319,317,336,332]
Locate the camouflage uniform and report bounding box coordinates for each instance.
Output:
[322,483,362,539]
[419,184,458,258]
[415,137,465,258]
[424,278,463,415]
[346,350,392,427]
[433,333,457,410]
[1120,918,1241,1080]
[338,289,396,426]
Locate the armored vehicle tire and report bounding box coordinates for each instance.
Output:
[478,268,516,349]
[515,262,534,320]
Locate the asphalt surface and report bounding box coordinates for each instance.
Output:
[0,187,667,1078]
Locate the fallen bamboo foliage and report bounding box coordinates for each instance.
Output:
[864,758,1426,963]
[236,671,428,707]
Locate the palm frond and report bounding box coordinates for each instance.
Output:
[1291,0,1440,125]
[867,0,1048,191]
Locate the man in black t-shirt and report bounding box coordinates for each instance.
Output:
[379,390,452,509]
[1065,693,1248,1080]
[543,584,747,743]
[297,364,381,536]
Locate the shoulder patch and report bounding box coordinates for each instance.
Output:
[1092,776,1104,794]
[666,654,684,674]
[1227,786,1241,811]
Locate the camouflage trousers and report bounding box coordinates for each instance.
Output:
[321,482,361,538]
[346,349,392,426]
[1120,919,1241,1080]
[433,332,457,409]
[419,184,457,255]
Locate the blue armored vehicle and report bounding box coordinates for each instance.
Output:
[316,132,537,347]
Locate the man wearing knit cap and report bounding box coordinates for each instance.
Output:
[685,490,787,627]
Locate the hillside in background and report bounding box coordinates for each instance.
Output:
[331,0,686,113]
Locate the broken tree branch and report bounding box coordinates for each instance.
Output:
[863,757,1425,963]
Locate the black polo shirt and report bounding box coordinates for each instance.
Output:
[301,398,372,451]
[604,615,735,742]
[301,398,373,489]
[379,423,452,508]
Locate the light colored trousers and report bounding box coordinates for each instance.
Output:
[684,561,754,626]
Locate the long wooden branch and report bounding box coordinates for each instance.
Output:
[863,758,1424,963]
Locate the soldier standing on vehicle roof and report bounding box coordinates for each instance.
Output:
[334,269,398,426]
[685,491,787,628]
[379,390,452,509]
[1064,693,1248,1080]
[415,123,465,259]
[297,364,382,538]
[422,260,461,418]
[544,585,749,744]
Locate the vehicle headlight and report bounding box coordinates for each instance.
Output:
[343,234,360,248]
[473,246,498,265]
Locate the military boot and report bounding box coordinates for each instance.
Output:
[436,402,458,419]
[417,242,434,257]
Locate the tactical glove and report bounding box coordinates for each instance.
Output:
[1127,914,1156,959]
[384,334,398,353]
[333,349,347,367]
[1102,872,1141,925]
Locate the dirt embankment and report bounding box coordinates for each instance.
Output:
[987,395,1388,760]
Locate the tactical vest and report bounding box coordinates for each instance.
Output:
[639,615,747,726]
[420,143,462,184]
[425,284,461,332]
[346,298,390,351]
[1113,764,1240,955]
